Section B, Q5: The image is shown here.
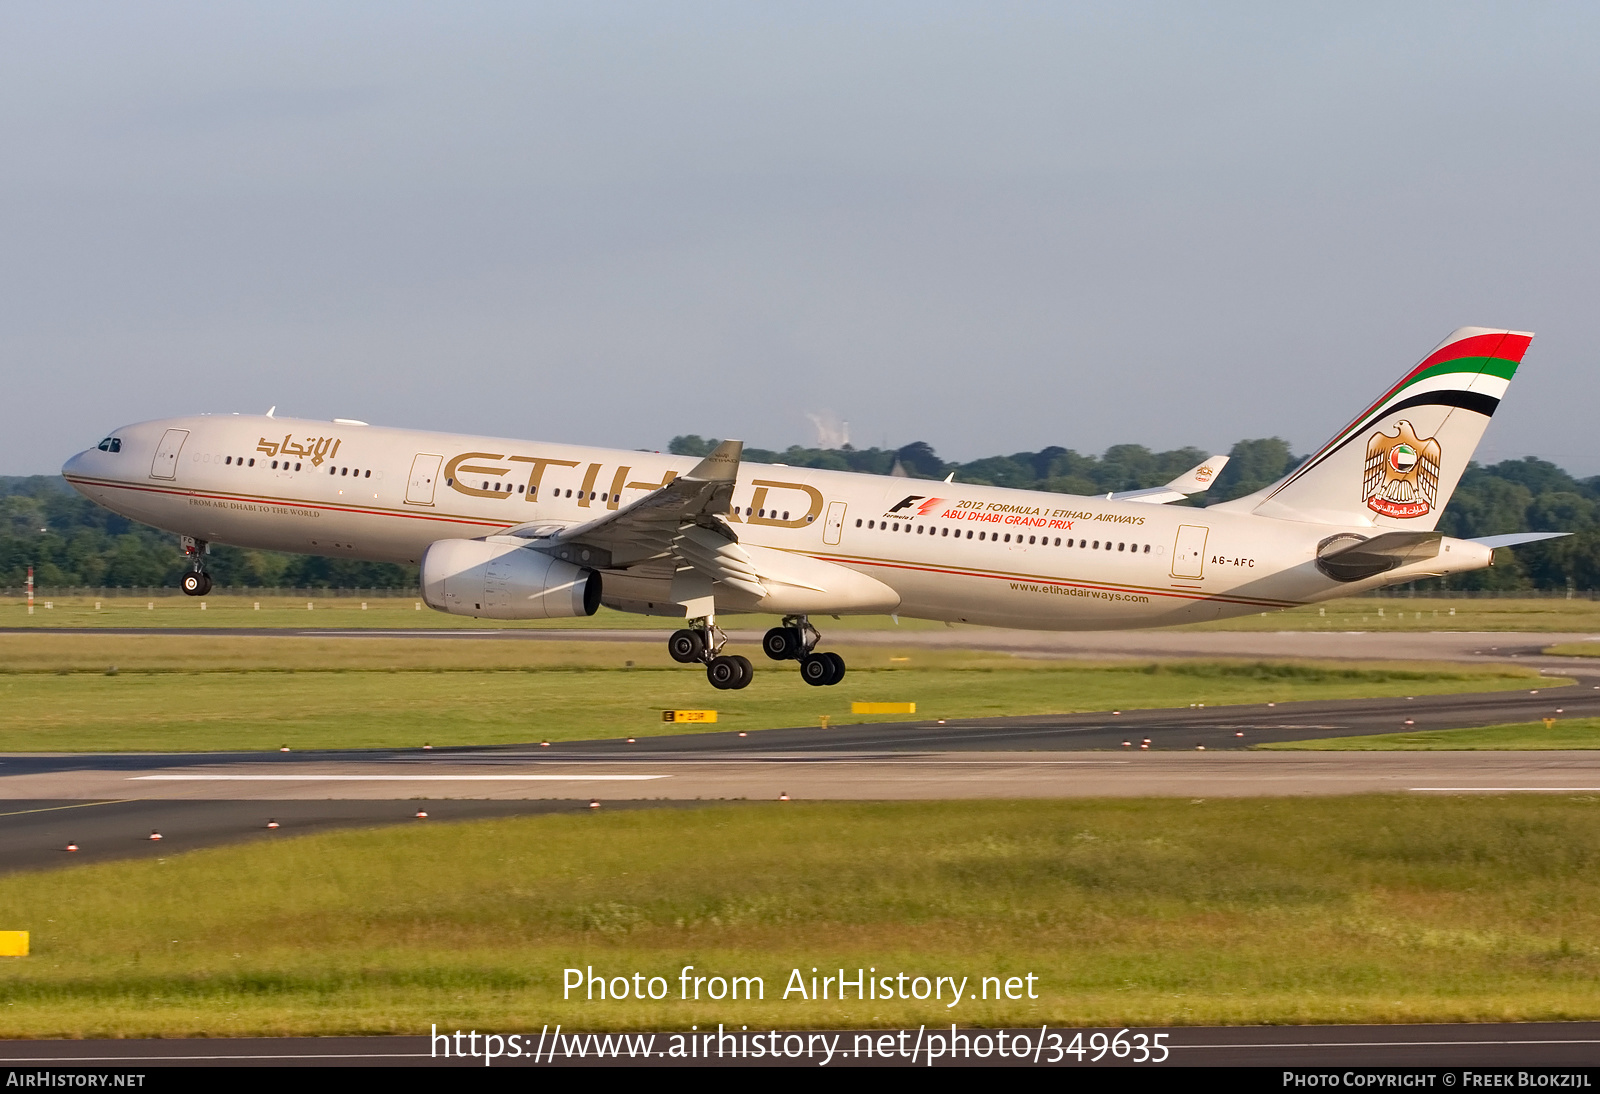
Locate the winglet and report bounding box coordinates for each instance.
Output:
[687,439,743,482]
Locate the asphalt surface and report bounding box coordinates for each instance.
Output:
[4,684,1600,870]
[0,1024,1596,1067]
[0,798,709,874]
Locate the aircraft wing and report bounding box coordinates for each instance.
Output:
[498,439,742,568]
[495,440,764,594]
[1110,455,1230,505]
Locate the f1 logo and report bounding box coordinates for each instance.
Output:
[887,495,926,514]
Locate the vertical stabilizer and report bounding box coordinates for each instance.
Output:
[1214,327,1532,528]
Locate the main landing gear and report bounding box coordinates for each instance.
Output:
[179,536,212,596]
[668,614,846,690]
[763,615,846,687]
[668,619,753,690]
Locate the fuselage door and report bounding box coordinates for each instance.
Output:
[406,453,443,505]
[150,429,189,480]
[1171,524,1209,579]
[822,500,847,545]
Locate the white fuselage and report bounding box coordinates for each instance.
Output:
[62,414,1477,629]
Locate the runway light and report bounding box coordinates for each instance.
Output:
[1267,702,1275,707]
[1122,741,1131,747]
[266,820,279,829]
[626,738,636,744]
[1140,743,1149,750]
[279,746,290,752]
[1142,738,1151,745]
[937,719,946,725]
[1557,708,1565,714]
[422,744,432,750]
[589,799,600,809]
[1112,710,1121,715]
[540,740,551,748]
[1531,690,1539,694]
[1404,719,1415,726]
[1235,732,1244,737]
[65,842,78,852]
[414,810,428,819]
[779,792,790,801]
[738,732,747,737]
[1196,745,1206,750]
[148,831,161,841]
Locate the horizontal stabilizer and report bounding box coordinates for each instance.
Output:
[1112,455,1230,505]
[1316,530,1442,582]
[1469,532,1570,549]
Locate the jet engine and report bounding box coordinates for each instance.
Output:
[420,539,600,619]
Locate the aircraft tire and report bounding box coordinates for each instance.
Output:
[668,629,705,664]
[762,627,800,660]
[181,572,208,597]
[823,651,846,686]
[728,654,754,689]
[706,655,744,689]
[799,654,832,686]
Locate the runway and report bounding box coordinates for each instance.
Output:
[3,681,1598,871]
[1,1024,1596,1067]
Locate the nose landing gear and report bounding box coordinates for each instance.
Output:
[764,616,846,686]
[179,536,212,596]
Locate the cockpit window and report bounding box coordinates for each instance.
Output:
[96,437,122,453]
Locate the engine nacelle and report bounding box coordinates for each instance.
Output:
[420,539,600,619]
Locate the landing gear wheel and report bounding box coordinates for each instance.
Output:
[181,572,211,597]
[707,655,752,690]
[762,627,802,661]
[668,629,705,664]
[800,654,832,686]
[822,651,846,685]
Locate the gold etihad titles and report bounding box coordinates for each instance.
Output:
[256,435,342,466]
[439,452,824,525]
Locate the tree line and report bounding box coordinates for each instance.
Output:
[4,435,1593,590]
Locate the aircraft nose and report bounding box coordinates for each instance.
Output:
[61,449,91,479]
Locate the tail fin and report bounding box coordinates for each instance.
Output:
[1213,327,1533,528]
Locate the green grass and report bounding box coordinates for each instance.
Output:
[1545,642,1600,657]
[1188,597,1600,633]
[0,596,948,633]
[0,635,1545,750]
[3,798,1600,1035]
[1261,718,1600,751]
[7,594,1600,633]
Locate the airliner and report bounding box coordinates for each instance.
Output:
[61,327,1561,689]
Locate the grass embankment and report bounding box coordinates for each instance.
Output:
[1187,597,1600,633]
[1546,642,1600,656]
[6,595,1600,633]
[3,798,1599,1035]
[0,635,1541,751]
[1263,718,1600,751]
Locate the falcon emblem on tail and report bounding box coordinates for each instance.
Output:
[1363,420,1442,519]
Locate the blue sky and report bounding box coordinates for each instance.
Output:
[4,2,1598,473]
